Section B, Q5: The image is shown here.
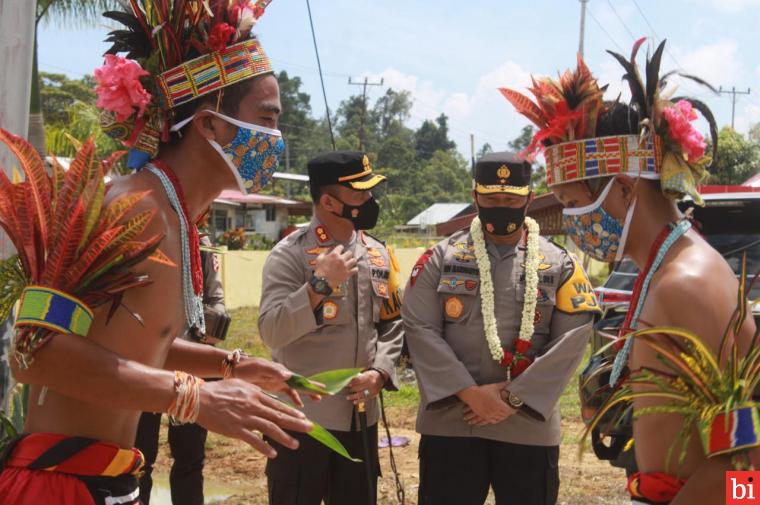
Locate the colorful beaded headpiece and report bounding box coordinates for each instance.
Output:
[544,134,662,187]
[97,0,275,168]
[499,38,718,205]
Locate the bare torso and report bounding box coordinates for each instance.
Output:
[25,169,185,448]
[631,228,757,478]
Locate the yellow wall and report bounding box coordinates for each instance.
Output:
[219,247,428,309]
[219,245,607,309]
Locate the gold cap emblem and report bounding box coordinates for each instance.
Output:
[497,165,511,180]
[362,155,371,171]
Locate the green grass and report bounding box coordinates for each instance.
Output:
[382,382,420,409]
[225,307,269,358]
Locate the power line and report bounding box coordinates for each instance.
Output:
[718,86,751,129]
[348,76,385,150]
[587,8,626,53]
[305,0,336,150]
[606,0,637,42]
[631,0,659,40]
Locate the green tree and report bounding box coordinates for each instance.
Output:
[31,1,121,154]
[372,89,413,139]
[40,72,96,125]
[709,127,760,185]
[414,114,456,160]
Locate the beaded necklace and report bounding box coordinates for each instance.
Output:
[609,219,691,386]
[146,161,205,333]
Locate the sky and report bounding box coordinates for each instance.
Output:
[38,0,760,160]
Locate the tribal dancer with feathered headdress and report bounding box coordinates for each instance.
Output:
[0,2,318,503]
[500,38,758,505]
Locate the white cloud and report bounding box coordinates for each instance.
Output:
[363,61,537,155]
[710,0,760,11]
[670,39,741,88]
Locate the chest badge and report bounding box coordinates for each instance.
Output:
[323,300,339,320]
[444,296,464,319]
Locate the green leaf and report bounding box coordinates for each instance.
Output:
[308,423,362,462]
[287,368,362,396]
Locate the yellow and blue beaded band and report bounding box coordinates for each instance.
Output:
[15,286,94,337]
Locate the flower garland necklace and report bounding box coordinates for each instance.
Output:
[471,215,541,380]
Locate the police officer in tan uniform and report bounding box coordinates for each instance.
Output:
[402,152,599,505]
[259,151,404,505]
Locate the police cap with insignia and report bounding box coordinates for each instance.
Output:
[473,151,532,196]
[307,151,387,191]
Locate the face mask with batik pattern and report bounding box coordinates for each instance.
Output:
[561,178,636,263]
[171,110,285,194]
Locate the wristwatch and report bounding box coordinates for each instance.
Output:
[506,391,524,409]
[309,274,333,296]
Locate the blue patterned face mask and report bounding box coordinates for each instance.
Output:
[561,179,636,263]
[171,110,285,194]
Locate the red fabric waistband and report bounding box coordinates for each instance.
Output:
[628,471,687,504]
[4,433,144,477]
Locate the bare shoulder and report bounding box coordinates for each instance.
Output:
[105,171,175,236]
[644,231,738,347]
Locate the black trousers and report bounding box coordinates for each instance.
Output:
[266,424,380,505]
[134,412,208,505]
[418,435,560,505]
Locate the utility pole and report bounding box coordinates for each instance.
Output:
[578,0,589,58]
[348,76,384,150]
[470,133,475,171]
[718,86,751,129]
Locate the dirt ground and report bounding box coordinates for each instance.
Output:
[151,308,629,504]
[153,396,629,505]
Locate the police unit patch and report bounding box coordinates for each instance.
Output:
[556,259,601,314]
[410,249,434,287]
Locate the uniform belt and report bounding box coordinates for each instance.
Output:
[2,433,144,477]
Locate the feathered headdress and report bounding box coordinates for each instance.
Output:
[0,130,171,368]
[96,0,276,168]
[499,54,607,156]
[500,38,718,205]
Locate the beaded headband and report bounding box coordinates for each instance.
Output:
[544,134,662,187]
[156,39,273,110]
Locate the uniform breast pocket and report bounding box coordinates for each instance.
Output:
[437,276,479,323]
[320,297,351,326]
[516,283,555,334]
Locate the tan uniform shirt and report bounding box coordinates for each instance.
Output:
[402,228,597,446]
[258,219,404,431]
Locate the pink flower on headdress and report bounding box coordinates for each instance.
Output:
[662,100,707,162]
[228,0,270,38]
[209,23,237,52]
[94,55,152,121]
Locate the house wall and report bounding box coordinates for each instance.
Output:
[219,246,426,309]
[217,245,609,309]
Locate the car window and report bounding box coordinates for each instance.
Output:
[707,234,760,300]
[602,235,760,299]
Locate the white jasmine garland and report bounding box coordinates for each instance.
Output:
[470,215,541,365]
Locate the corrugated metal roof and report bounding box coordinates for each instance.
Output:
[407,203,472,226]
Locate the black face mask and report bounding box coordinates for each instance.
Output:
[477,202,528,236]
[333,196,380,230]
